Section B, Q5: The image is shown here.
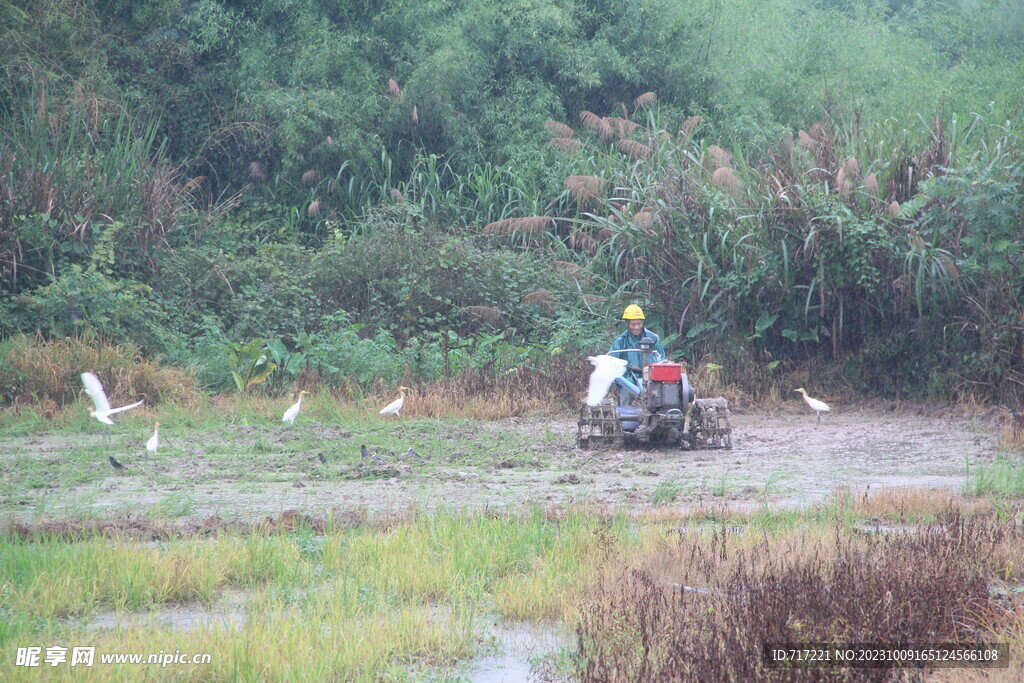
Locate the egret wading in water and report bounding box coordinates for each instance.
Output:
[81,372,144,424]
[146,422,160,457]
[282,390,308,424]
[380,387,410,417]
[793,388,830,424]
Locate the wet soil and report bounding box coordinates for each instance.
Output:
[0,406,1006,525]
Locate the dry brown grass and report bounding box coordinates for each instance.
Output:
[632,211,655,228]
[939,253,959,279]
[616,139,650,159]
[569,230,599,255]
[680,115,704,141]
[400,357,584,418]
[565,175,606,206]
[999,409,1024,449]
[301,169,320,186]
[549,137,582,153]
[579,111,612,140]
[842,156,860,179]
[522,289,557,313]
[247,161,266,182]
[551,260,584,278]
[705,144,732,170]
[887,200,901,217]
[390,187,405,202]
[307,199,321,217]
[606,117,641,139]
[0,334,199,407]
[711,167,743,194]
[545,120,574,138]
[578,512,1022,681]
[462,305,503,325]
[797,129,816,151]
[387,78,402,98]
[633,91,657,110]
[864,172,879,196]
[482,216,552,235]
[833,486,995,519]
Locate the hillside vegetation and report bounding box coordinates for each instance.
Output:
[1,0,1022,405]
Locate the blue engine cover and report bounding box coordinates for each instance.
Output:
[616,405,643,432]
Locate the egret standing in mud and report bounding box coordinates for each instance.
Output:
[794,388,830,424]
[81,372,144,424]
[380,387,410,417]
[146,422,160,458]
[282,390,308,424]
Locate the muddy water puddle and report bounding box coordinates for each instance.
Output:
[85,588,249,632]
[463,620,571,682]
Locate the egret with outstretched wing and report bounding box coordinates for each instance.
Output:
[81,372,144,424]
[586,355,628,406]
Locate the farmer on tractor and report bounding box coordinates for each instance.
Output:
[608,304,667,406]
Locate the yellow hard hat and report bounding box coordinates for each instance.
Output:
[622,304,645,320]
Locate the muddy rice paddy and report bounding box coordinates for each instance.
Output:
[0,404,1003,521]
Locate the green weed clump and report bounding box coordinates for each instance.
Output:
[968,456,1024,499]
[0,509,667,679]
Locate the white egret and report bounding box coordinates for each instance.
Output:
[282,390,308,424]
[146,422,160,456]
[586,355,628,406]
[81,372,144,424]
[379,387,410,417]
[794,388,830,424]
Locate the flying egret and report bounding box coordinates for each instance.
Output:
[146,422,159,456]
[793,388,830,424]
[586,355,628,406]
[282,390,308,424]
[81,372,144,424]
[380,387,410,417]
